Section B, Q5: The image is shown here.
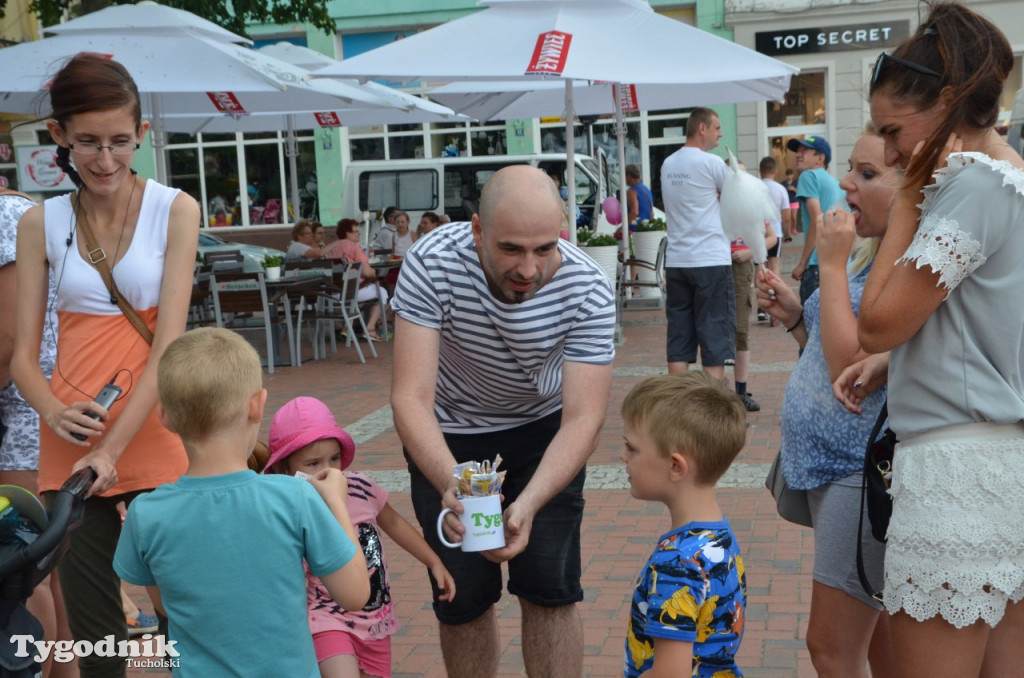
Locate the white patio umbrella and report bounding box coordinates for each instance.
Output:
[158,42,464,216]
[0,24,451,185]
[314,0,797,246]
[41,0,243,42]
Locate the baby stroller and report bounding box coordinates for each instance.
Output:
[0,468,95,678]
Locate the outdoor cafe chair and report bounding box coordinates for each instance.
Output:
[204,249,245,274]
[302,261,377,364]
[275,273,332,365]
[618,235,667,311]
[209,270,296,373]
[187,263,215,328]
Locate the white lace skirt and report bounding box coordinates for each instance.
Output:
[884,422,1024,628]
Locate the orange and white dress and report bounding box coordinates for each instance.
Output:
[39,180,187,495]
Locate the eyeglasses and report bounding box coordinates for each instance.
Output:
[871,52,942,86]
[68,141,140,156]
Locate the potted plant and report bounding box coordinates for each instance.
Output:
[577,229,619,283]
[262,254,284,281]
[635,216,667,232]
[630,217,667,299]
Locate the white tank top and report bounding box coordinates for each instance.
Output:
[43,179,178,315]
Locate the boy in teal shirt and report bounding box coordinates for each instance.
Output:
[114,328,369,677]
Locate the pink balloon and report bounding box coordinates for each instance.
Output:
[602,196,622,225]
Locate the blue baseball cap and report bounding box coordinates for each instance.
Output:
[787,136,831,165]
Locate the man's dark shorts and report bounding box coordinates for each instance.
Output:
[406,411,585,625]
[666,265,736,366]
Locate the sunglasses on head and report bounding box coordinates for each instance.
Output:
[871,52,942,86]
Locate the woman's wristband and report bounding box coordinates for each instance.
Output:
[785,312,804,333]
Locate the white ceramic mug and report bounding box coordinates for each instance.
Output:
[436,494,506,552]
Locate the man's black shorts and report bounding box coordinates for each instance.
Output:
[406,411,585,625]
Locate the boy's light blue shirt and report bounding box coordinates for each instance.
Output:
[114,471,357,678]
[796,168,846,267]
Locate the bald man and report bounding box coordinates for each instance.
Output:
[390,165,616,678]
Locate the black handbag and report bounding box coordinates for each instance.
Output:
[856,400,897,600]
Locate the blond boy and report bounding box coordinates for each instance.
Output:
[621,372,748,677]
[114,328,368,677]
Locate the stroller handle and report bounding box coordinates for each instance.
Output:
[0,468,96,581]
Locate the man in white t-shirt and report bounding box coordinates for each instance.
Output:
[759,155,791,280]
[660,107,733,378]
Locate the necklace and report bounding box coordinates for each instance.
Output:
[73,173,139,267]
[110,175,139,268]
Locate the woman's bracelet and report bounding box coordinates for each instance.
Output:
[785,312,804,333]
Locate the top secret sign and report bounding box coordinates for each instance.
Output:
[756,21,909,56]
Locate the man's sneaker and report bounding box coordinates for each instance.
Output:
[740,392,761,412]
[724,358,736,367]
[757,309,768,322]
[127,610,159,637]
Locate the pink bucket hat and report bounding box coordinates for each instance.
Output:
[265,397,355,473]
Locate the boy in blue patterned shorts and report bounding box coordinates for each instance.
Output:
[620,372,748,677]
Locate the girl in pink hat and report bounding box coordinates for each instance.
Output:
[265,397,455,678]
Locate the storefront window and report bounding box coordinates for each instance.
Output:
[0,130,17,190]
[538,123,586,154]
[431,131,467,157]
[287,140,318,222]
[647,109,691,139]
[470,129,506,156]
[166,129,314,227]
[351,121,507,159]
[767,71,826,128]
[388,134,423,159]
[168,147,201,212]
[244,142,285,224]
[203,146,241,227]
[767,70,828,176]
[591,120,643,177]
[351,138,386,161]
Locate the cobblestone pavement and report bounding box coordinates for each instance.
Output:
[127,240,818,677]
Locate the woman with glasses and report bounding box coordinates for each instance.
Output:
[857,3,1024,675]
[286,219,328,260]
[11,53,198,678]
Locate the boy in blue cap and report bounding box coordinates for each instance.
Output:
[786,135,846,304]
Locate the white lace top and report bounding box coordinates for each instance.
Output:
[889,153,1024,439]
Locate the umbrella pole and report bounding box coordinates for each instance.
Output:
[286,115,300,225]
[615,85,629,261]
[614,85,629,347]
[565,79,577,246]
[149,93,168,185]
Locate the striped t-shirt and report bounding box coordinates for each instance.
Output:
[392,222,616,433]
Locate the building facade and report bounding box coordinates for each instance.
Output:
[727,0,1024,179]
[0,0,40,190]
[3,0,1021,238]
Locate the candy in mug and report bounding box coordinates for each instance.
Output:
[436,494,505,552]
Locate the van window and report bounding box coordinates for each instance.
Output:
[358,169,438,212]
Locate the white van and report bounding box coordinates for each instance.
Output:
[341,151,622,240]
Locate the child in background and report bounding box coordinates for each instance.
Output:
[114,328,369,678]
[265,397,456,678]
[620,372,749,678]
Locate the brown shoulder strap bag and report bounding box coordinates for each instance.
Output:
[72,198,154,346]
